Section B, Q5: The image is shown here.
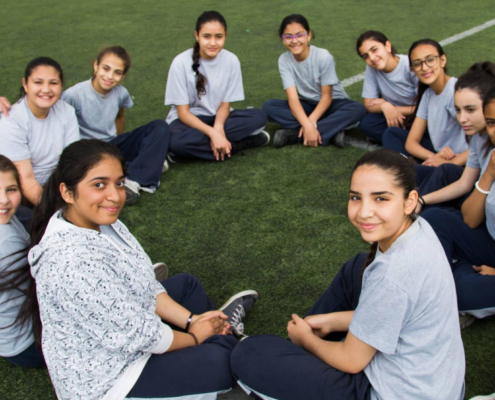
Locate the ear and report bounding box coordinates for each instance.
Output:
[385,40,392,53]
[93,61,99,75]
[405,190,418,216]
[440,54,447,68]
[22,78,28,95]
[60,182,75,205]
[307,30,312,43]
[194,31,199,42]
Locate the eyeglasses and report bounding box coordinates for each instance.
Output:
[281,32,308,42]
[411,55,440,71]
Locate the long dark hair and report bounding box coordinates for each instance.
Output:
[95,45,132,75]
[192,11,227,99]
[405,39,447,127]
[483,85,495,153]
[31,140,125,248]
[0,156,41,345]
[20,57,64,99]
[278,14,315,39]
[356,30,397,57]
[350,149,416,274]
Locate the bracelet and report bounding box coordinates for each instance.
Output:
[418,196,426,207]
[187,331,199,346]
[185,312,193,332]
[475,181,490,195]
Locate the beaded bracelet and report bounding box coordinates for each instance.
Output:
[475,181,490,195]
[185,312,193,332]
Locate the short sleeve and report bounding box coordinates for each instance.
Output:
[278,54,296,90]
[119,86,134,109]
[362,66,380,99]
[165,56,191,106]
[0,235,29,279]
[223,56,244,103]
[61,89,81,113]
[0,118,31,162]
[319,52,339,87]
[350,276,410,355]
[416,91,430,120]
[466,144,480,169]
[63,104,81,146]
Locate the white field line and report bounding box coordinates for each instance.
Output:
[341,18,495,88]
[343,18,495,150]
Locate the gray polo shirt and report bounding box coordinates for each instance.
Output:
[480,148,495,241]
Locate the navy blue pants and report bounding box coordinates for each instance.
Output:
[422,208,495,318]
[168,109,267,161]
[262,98,366,146]
[418,164,466,209]
[231,254,371,400]
[126,274,238,399]
[2,342,45,368]
[359,113,388,143]
[110,119,170,188]
[382,126,435,156]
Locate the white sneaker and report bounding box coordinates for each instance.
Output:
[162,159,169,174]
[153,262,168,281]
[469,393,495,400]
[459,313,476,330]
[124,178,140,205]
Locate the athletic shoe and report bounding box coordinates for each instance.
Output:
[231,131,270,153]
[166,153,177,164]
[273,129,299,148]
[153,262,168,281]
[329,131,345,148]
[124,178,140,206]
[459,313,476,330]
[162,159,169,174]
[219,290,258,337]
[469,393,495,400]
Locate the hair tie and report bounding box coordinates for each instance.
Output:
[192,63,200,76]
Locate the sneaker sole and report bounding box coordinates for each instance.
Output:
[469,395,495,400]
[260,130,271,146]
[219,289,259,311]
[153,262,168,281]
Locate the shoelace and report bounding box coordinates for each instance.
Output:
[230,304,246,335]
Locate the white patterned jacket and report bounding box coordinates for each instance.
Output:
[29,211,171,400]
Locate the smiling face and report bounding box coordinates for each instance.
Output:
[61,156,126,231]
[455,88,486,136]
[358,39,395,72]
[22,65,63,118]
[348,165,417,252]
[281,22,311,61]
[484,100,495,145]
[92,53,126,95]
[410,44,446,86]
[0,171,21,225]
[195,21,226,60]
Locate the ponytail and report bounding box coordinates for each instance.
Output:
[361,242,379,277]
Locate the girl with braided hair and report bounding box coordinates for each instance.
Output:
[165,11,268,162]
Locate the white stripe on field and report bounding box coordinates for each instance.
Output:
[341,18,495,88]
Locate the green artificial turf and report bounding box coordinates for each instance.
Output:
[1,1,495,398]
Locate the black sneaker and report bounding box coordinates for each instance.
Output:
[153,262,168,281]
[231,131,270,153]
[273,129,299,148]
[219,290,258,337]
[329,131,345,148]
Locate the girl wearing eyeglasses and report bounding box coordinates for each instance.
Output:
[164,11,268,162]
[356,31,418,144]
[382,39,469,181]
[263,14,365,149]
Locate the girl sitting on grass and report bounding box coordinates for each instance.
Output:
[0,57,79,207]
[165,11,268,162]
[382,39,469,182]
[231,149,465,400]
[417,62,495,210]
[422,85,495,326]
[28,139,258,400]
[62,46,170,205]
[263,14,365,149]
[356,30,418,143]
[0,155,44,368]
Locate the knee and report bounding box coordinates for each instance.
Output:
[148,119,169,135]
[250,108,268,128]
[231,335,276,378]
[351,102,367,119]
[421,207,447,229]
[262,99,285,119]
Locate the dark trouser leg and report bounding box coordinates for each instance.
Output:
[126,273,238,398]
[231,335,370,400]
[262,99,311,130]
[109,120,170,187]
[224,108,267,142]
[316,99,366,146]
[418,164,466,208]
[3,343,45,368]
[382,127,435,157]
[359,113,388,143]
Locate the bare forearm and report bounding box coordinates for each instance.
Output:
[288,98,312,129]
[423,172,475,206]
[214,103,230,132]
[461,170,494,227]
[178,108,215,138]
[309,95,331,122]
[406,139,435,160]
[166,330,197,352]
[155,293,191,329]
[450,149,469,166]
[22,177,43,205]
[115,116,125,135]
[395,105,415,116]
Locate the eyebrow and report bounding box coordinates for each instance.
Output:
[349,190,394,195]
[102,64,124,73]
[411,54,437,62]
[88,175,125,182]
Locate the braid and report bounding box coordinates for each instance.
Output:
[192,42,207,99]
[361,242,378,277]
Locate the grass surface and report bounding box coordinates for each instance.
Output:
[1,1,495,399]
